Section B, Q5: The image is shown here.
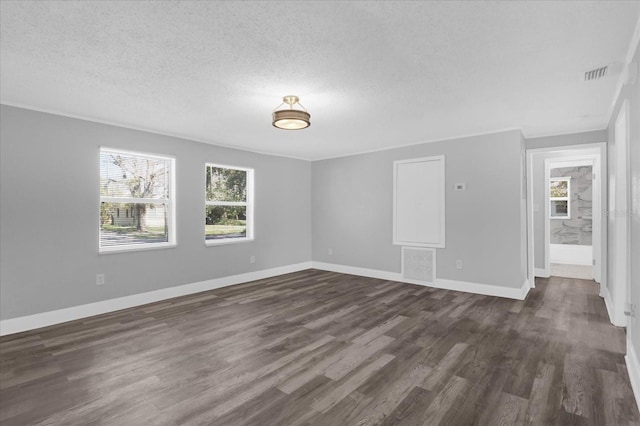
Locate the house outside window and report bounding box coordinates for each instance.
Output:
[99,148,176,252]
[205,164,254,244]
[550,177,570,219]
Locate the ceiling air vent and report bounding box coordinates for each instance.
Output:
[583,66,608,82]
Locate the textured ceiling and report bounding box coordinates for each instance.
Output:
[1,1,638,160]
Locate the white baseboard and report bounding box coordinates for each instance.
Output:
[626,338,640,413]
[600,285,627,327]
[602,286,615,323]
[311,262,530,300]
[431,278,529,300]
[311,261,402,281]
[0,262,313,336]
[0,260,531,336]
[600,282,610,303]
[534,268,550,278]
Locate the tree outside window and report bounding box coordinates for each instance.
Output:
[205,164,254,243]
[550,177,570,219]
[99,148,175,252]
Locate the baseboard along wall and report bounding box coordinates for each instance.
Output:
[626,339,640,414]
[1,261,530,336]
[311,261,530,300]
[0,262,312,336]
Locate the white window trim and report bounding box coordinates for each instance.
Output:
[205,163,254,246]
[99,241,177,254]
[549,176,571,220]
[99,147,176,253]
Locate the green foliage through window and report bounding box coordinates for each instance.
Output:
[205,164,252,242]
[549,177,570,219]
[206,166,247,202]
[550,180,568,198]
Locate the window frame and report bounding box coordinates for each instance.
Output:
[99,147,176,254]
[204,163,254,246]
[549,176,571,220]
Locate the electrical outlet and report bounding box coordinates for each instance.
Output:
[96,274,105,286]
[456,260,463,270]
[250,255,256,264]
[328,248,333,256]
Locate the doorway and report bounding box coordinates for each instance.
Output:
[545,157,596,280]
[526,143,606,296]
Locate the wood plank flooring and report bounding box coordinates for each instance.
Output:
[1,270,638,425]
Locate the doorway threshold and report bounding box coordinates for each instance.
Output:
[550,263,593,280]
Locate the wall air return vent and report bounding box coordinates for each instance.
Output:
[402,247,435,284]
[583,66,608,82]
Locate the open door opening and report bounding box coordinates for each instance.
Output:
[546,158,596,280]
[526,143,606,299]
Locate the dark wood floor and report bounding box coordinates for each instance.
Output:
[1,270,638,425]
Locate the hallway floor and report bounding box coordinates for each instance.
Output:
[550,263,593,280]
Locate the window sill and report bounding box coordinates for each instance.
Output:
[99,243,177,254]
[205,238,254,247]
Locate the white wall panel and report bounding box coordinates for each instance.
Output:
[394,156,445,248]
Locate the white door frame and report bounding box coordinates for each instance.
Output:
[611,100,630,327]
[526,143,606,294]
[544,156,599,276]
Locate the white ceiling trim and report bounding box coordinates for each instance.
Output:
[311,127,523,162]
[2,100,612,162]
[0,100,312,162]
[2,100,525,162]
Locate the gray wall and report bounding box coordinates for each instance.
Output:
[607,41,639,355]
[312,130,526,289]
[0,105,312,320]
[549,166,592,245]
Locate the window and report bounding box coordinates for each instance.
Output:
[550,177,570,219]
[205,164,254,244]
[99,148,175,252]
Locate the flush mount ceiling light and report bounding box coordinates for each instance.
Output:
[272,96,310,130]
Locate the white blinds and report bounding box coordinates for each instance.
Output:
[99,148,174,251]
[100,150,170,201]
